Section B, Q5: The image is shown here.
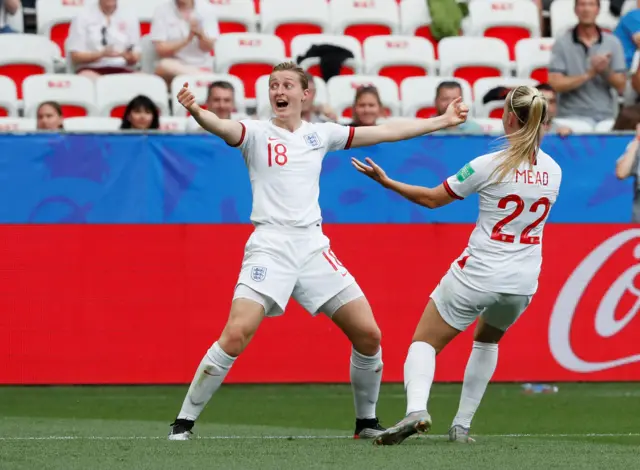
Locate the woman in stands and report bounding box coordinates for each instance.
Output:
[352,85,562,446]
[36,102,64,131]
[120,95,160,131]
[150,0,220,85]
[350,86,384,127]
[167,61,468,441]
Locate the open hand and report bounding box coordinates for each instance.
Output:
[177,82,199,114]
[351,157,390,186]
[443,97,469,127]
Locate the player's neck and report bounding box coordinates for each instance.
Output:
[272,117,303,133]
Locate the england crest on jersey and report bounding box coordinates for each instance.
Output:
[304,132,322,149]
[251,266,267,282]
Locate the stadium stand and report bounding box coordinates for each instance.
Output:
[515,37,555,83]
[95,74,169,117]
[170,73,247,117]
[438,36,511,87]
[291,34,364,76]
[211,0,257,34]
[363,35,435,86]
[63,116,122,131]
[400,76,473,118]
[0,117,37,131]
[327,75,400,118]
[473,77,539,118]
[399,0,437,54]
[0,76,19,117]
[22,74,96,118]
[329,0,400,44]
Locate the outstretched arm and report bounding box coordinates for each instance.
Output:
[349,98,469,148]
[176,83,244,146]
[352,157,455,209]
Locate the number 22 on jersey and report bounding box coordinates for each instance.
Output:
[492,195,551,245]
[268,142,288,167]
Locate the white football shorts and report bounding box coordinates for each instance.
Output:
[233,225,359,317]
[430,269,533,332]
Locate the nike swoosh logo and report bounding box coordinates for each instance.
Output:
[268,137,278,141]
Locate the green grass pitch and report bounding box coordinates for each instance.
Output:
[1,383,638,469]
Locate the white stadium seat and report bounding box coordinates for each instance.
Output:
[170,74,246,117]
[474,117,505,134]
[311,75,329,107]
[363,36,435,87]
[22,74,96,118]
[553,117,595,132]
[210,0,257,33]
[120,0,164,36]
[95,74,170,117]
[214,33,286,100]
[515,38,554,82]
[472,77,539,118]
[36,0,87,57]
[63,117,122,132]
[550,0,618,37]
[438,36,511,87]
[400,76,473,118]
[0,117,36,132]
[330,0,400,44]
[327,75,400,118]
[159,116,189,132]
[0,34,58,98]
[260,0,329,55]
[291,34,363,77]
[594,119,615,132]
[255,74,273,119]
[399,0,436,50]
[0,76,18,117]
[466,0,540,60]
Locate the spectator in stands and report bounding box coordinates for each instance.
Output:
[613,4,640,69]
[535,84,572,136]
[36,101,64,131]
[187,81,237,132]
[431,82,482,133]
[613,104,640,222]
[349,86,384,127]
[120,95,160,130]
[0,0,21,33]
[302,72,337,123]
[151,0,219,85]
[548,0,626,127]
[67,0,141,79]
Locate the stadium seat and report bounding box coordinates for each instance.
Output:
[36,0,87,57]
[210,0,257,33]
[363,35,435,88]
[550,0,618,37]
[95,74,170,118]
[0,117,37,132]
[594,118,615,132]
[400,76,472,118]
[515,38,554,83]
[329,0,400,44]
[438,36,510,87]
[474,117,505,134]
[159,116,189,131]
[260,0,329,56]
[291,34,363,77]
[121,0,164,36]
[22,74,96,118]
[63,117,122,131]
[399,0,438,55]
[214,33,286,100]
[0,35,58,99]
[473,77,539,118]
[0,76,18,117]
[466,0,540,61]
[553,117,595,132]
[170,74,247,117]
[327,75,400,118]
[311,75,329,107]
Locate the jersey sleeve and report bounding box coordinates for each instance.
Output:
[444,156,492,200]
[320,122,356,152]
[227,119,262,159]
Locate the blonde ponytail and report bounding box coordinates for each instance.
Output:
[491,86,548,183]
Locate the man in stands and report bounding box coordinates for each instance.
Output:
[0,0,21,33]
[187,81,242,132]
[548,0,626,127]
[431,82,483,133]
[301,73,337,123]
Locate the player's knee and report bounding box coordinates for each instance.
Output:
[353,325,381,356]
[219,324,251,356]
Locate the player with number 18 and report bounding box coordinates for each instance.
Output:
[352,85,562,446]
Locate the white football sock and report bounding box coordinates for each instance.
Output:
[452,341,498,429]
[350,346,383,420]
[177,342,236,421]
[404,341,436,415]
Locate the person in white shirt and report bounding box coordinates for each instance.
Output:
[353,85,562,446]
[67,0,141,79]
[0,0,21,33]
[167,61,469,441]
[150,0,219,85]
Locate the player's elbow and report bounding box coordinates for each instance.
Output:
[417,195,438,209]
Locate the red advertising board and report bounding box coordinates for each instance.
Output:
[1,224,638,384]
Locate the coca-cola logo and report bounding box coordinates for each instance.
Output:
[549,229,640,373]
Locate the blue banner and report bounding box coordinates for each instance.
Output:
[0,133,633,223]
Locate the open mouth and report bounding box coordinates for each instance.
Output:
[276,100,289,110]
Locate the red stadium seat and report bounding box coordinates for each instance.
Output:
[330,0,399,44]
[0,35,57,99]
[438,37,510,87]
[364,36,435,89]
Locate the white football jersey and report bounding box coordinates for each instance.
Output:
[443,149,562,295]
[231,119,355,228]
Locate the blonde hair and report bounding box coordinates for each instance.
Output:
[270,62,309,90]
[491,85,548,183]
